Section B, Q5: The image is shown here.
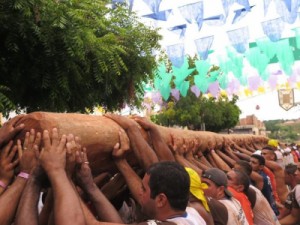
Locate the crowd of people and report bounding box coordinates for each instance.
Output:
[0,114,300,225]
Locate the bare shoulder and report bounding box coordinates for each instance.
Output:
[137,221,176,225]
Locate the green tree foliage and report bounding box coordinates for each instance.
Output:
[265,120,300,142]
[0,0,161,115]
[152,92,241,132]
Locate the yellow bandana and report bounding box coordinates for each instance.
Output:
[185,167,210,212]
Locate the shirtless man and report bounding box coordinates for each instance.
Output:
[261,145,289,203]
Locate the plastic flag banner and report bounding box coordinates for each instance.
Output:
[168,24,187,39]
[203,14,226,26]
[166,43,185,68]
[194,36,214,60]
[178,1,204,30]
[227,78,240,96]
[263,0,272,16]
[276,39,295,75]
[276,0,298,24]
[143,9,172,21]
[261,18,285,42]
[227,27,249,53]
[191,85,201,97]
[208,81,220,97]
[232,5,255,24]
[248,75,262,91]
[246,47,269,80]
[268,74,278,89]
[142,0,162,13]
[173,57,195,84]
[171,88,180,101]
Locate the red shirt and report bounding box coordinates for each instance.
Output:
[228,187,254,225]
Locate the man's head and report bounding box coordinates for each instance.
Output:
[227,169,250,193]
[250,154,265,172]
[285,163,300,185]
[201,168,232,200]
[261,145,277,161]
[140,161,190,218]
[234,160,252,176]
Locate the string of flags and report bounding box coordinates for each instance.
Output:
[111,0,300,107]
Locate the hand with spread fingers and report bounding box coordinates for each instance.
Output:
[0,141,19,188]
[66,134,81,179]
[17,129,41,174]
[75,147,94,191]
[39,128,67,174]
[112,130,130,161]
[0,115,25,148]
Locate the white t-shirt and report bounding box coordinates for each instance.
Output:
[251,185,280,225]
[219,197,249,225]
[166,207,206,225]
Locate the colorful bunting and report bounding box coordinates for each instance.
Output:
[166,43,185,68]
[142,0,162,13]
[143,9,172,21]
[261,18,285,42]
[178,1,204,30]
[168,24,187,39]
[227,27,249,53]
[194,36,214,60]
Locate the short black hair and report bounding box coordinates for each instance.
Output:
[147,161,190,211]
[236,160,252,176]
[251,154,265,166]
[285,164,297,175]
[233,169,250,193]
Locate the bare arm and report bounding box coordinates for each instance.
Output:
[0,129,40,225]
[134,116,174,161]
[39,128,86,225]
[0,141,19,195]
[0,115,24,148]
[14,166,44,225]
[75,148,123,223]
[105,114,158,169]
[112,131,144,205]
[279,207,300,225]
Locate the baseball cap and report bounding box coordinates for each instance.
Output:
[185,167,210,212]
[202,168,232,198]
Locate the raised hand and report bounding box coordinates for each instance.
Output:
[0,115,25,148]
[17,129,41,174]
[66,134,81,179]
[104,114,138,131]
[133,116,155,130]
[112,129,130,161]
[39,128,67,174]
[0,141,19,187]
[169,134,184,155]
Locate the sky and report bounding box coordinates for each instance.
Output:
[131,0,300,121]
[236,89,300,121]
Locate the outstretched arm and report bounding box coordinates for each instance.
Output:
[105,114,158,169]
[0,129,40,225]
[0,115,25,148]
[39,128,86,225]
[14,165,45,225]
[134,116,174,161]
[112,130,144,205]
[75,147,123,223]
[0,141,19,195]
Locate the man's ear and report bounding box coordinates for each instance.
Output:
[236,184,244,193]
[155,193,168,208]
[216,186,225,199]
